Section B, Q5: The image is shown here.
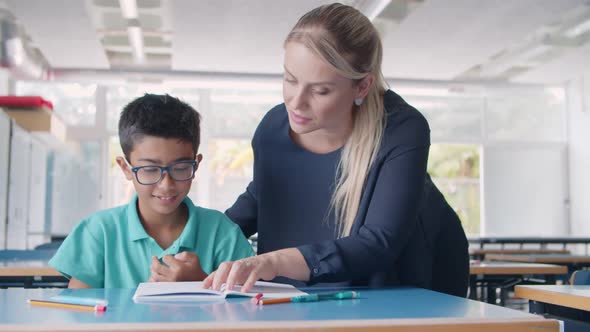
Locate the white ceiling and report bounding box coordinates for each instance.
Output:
[3,0,590,84]
[514,43,590,84]
[7,0,110,69]
[381,0,586,80]
[171,0,331,73]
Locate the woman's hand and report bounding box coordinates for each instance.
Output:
[148,252,208,282]
[203,248,310,293]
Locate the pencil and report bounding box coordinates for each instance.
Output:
[259,297,292,305]
[258,291,359,305]
[28,299,107,312]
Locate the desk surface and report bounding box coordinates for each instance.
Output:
[487,254,590,264]
[470,249,570,256]
[0,250,56,260]
[515,285,590,312]
[470,261,568,275]
[0,250,61,277]
[0,287,558,332]
[469,237,590,245]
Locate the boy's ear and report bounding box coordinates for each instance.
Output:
[115,156,134,181]
[195,154,203,170]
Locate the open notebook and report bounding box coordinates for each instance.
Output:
[133,281,307,302]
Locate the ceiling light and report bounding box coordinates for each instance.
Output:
[513,45,552,64]
[127,25,145,64]
[353,0,392,21]
[563,18,590,38]
[119,0,138,19]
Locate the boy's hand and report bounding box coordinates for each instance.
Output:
[148,252,208,282]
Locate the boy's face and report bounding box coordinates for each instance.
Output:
[116,136,202,218]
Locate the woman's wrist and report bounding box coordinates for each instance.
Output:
[268,248,310,282]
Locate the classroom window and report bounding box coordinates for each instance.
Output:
[204,89,281,211]
[16,82,97,127]
[427,144,481,236]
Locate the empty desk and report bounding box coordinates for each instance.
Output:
[469,261,567,305]
[486,254,590,274]
[470,249,570,261]
[516,285,590,332]
[0,250,66,288]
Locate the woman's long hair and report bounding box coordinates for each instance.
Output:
[285,3,387,237]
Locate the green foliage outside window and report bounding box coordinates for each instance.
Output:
[427,144,481,235]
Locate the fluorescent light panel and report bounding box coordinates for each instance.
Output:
[127,26,145,64]
[119,0,138,19]
[355,0,392,21]
[563,18,590,38]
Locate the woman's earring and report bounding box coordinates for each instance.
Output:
[354,98,363,106]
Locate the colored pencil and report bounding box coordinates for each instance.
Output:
[28,299,107,312]
[258,291,358,305]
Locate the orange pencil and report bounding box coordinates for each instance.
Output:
[258,291,358,305]
[259,297,292,305]
[28,299,107,312]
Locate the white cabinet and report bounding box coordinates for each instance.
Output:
[6,121,31,249]
[27,136,52,248]
[50,153,76,236]
[0,111,10,249]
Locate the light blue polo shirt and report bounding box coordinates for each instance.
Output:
[49,195,254,288]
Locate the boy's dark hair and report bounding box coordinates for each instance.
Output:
[118,94,201,159]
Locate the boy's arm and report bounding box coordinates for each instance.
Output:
[68,277,92,288]
[48,219,105,288]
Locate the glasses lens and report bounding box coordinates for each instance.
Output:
[169,162,195,181]
[136,166,162,185]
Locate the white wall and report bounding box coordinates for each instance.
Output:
[567,74,590,235]
[482,144,568,236]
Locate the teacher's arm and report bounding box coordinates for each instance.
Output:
[299,144,429,283]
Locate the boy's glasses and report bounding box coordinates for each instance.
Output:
[125,159,198,185]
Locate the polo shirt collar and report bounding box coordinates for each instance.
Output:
[127,194,198,248]
[127,194,149,241]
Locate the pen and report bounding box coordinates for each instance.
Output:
[28,299,107,312]
[259,291,358,305]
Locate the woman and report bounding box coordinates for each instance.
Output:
[203,3,469,297]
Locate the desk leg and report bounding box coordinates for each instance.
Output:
[529,300,546,315]
[469,275,477,300]
[486,284,497,305]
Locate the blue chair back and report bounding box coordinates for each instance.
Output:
[570,270,590,285]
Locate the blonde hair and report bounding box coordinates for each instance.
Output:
[285,3,387,237]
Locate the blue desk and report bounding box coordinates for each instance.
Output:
[0,250,67,288]
[0,287,558,331]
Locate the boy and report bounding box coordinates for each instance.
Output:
[49,94,254,288]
